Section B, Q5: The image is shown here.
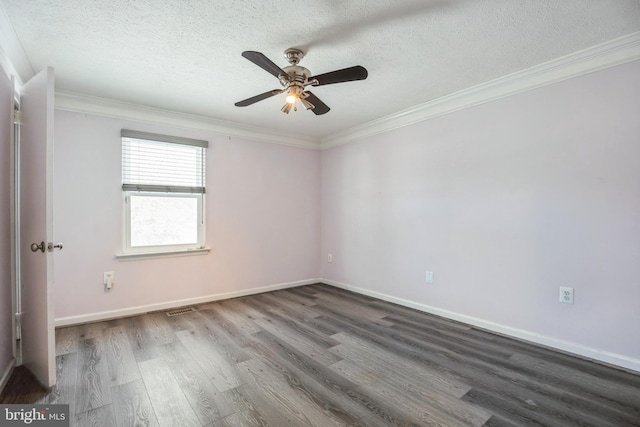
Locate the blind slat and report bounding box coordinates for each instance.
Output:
[122,184,205,193]
[122,134,206,193]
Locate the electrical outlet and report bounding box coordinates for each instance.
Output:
[559,287,574,304]
[327,253,333,263]
[425,271,433,284]
[104,271,115,292]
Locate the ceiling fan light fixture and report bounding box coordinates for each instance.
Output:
[285,85,303,104]
[285,94,297,104]
[281,103,293,114]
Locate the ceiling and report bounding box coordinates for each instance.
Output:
[1,0,639,142]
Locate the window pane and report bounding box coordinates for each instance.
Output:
[130,195,198,247]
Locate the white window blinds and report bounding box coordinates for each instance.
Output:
[121,130,208,193]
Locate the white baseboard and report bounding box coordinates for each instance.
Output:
[55,278,321,327]
[322,279,640,374]
[0,358,16,394]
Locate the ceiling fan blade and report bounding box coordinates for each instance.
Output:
[235,89,284,107]
[310,65,368,86]
[241,51,289,80]
[304,91,330,115]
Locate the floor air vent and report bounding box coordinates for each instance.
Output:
[166,307,196,317]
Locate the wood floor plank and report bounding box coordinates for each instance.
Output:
[55,326,80,356]
[243,339,383,427]
[78,322,109,340]
[175,329,242,392]
[111,379,159,427]
[312,290,391,321]
[223,388,270,427]
[328,342,492,425]
[75,337,112,414]
[140,312,178,346]
[329,332,472,398]
[269,310,340,349]
[159,340,235,424]
[73,404,116,427]
[204,301,262,336]
[138,357,201,427]
[216,412,262,427]
[252,317,341,366]
[105,325,141,386]
[327,359,379,386]
[368,300,472,331]
[357,377,489,427]
[122,315,164,363]
[250,329,421,426]
[47,352,78,415]
[219,298,268,320]
[232,383,313,427]
[462,386,606,427]
[237,357,351,427]
[508,352,640,409]
[195,309,253,362]
[251,292,324,319]
[276,289,319,306]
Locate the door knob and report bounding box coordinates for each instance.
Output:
[47,242,63,252]
[30,241,46,253]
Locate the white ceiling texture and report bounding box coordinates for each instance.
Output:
[1,0,639,145]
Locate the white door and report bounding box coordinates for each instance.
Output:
[19,67,57,388]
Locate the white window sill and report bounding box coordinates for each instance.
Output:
[115,247,211,261]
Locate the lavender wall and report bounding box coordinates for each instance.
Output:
[53,111,320,320]
[0,71,14,386]
[321,60,640,367]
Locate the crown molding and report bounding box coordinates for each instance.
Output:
[321,32,640,149]
[55,91,320,149]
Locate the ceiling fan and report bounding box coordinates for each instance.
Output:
[235,48,368,115]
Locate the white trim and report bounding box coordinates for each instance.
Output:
[322,279,640,374]
[321,32,640,149]
[0,357,15,394]
[54,278,321,327]
[54,91,320,150]
[0,3,32,86]
[115,247,211,261]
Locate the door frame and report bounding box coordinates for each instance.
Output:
[9,77,20,362]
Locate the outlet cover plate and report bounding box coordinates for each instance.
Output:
[559,286,574,304]
[104,271,114,290]
[425,271,434,283]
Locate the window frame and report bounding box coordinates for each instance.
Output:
[118,130,209,259]
[122,191,206,255]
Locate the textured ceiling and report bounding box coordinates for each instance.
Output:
[2,0,640,140]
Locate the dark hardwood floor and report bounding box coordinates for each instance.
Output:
[2,283,639,426]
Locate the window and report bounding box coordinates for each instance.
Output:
[121,129,208,256]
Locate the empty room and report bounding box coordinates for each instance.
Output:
[1,1,639,426]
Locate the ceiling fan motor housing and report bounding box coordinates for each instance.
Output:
[281,65,312,86]
[284,47,305,65]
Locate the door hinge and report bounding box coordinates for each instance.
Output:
[15,312,22,340]
[13,110,22,125]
